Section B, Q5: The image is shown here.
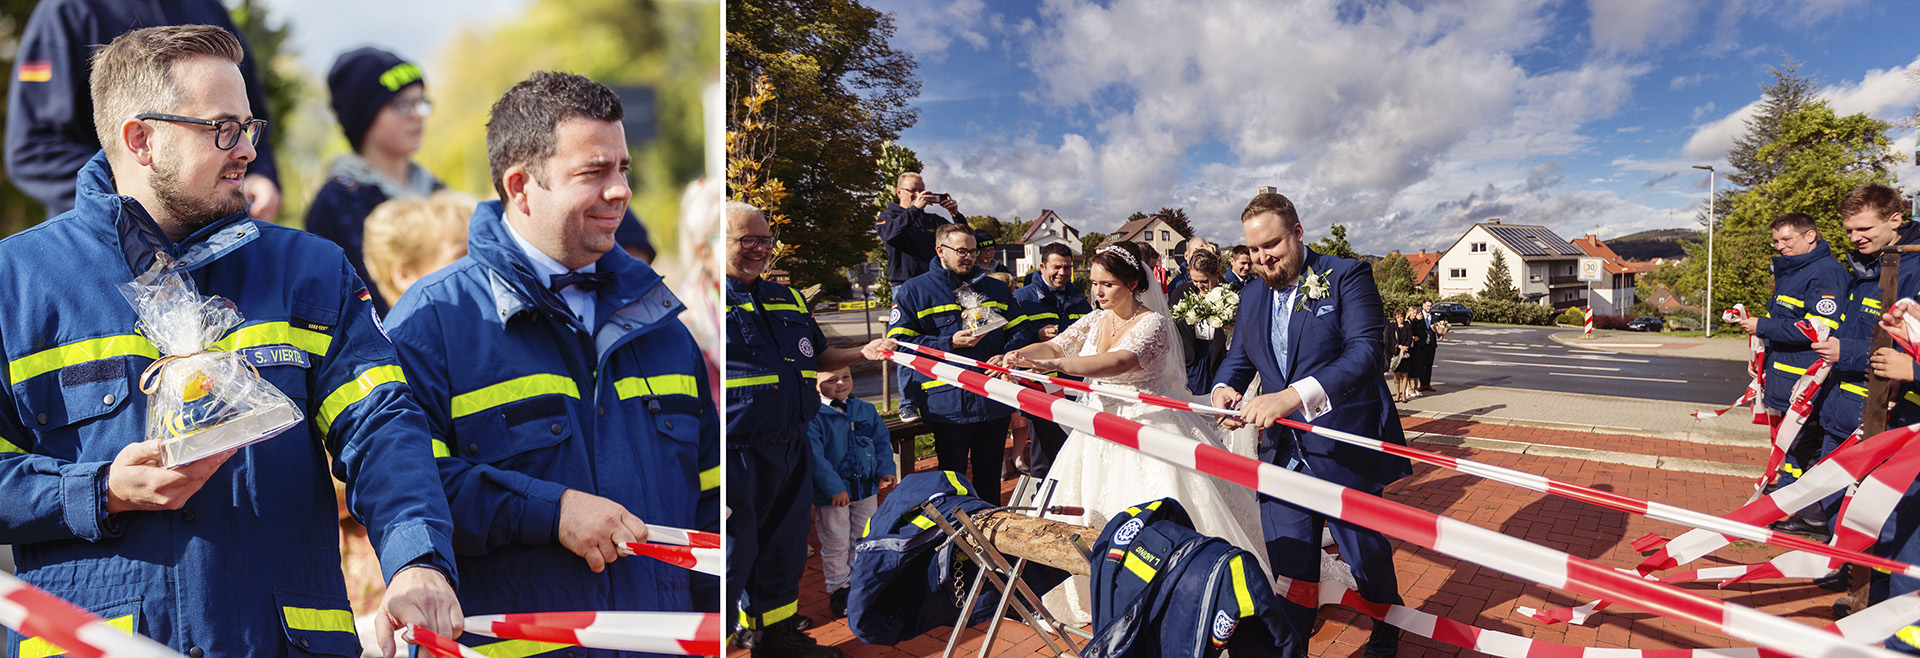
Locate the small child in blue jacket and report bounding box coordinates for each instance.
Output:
[809,367,897,617]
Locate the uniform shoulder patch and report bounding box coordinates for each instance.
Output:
[888,305,902,325]
[1816,298,1838,316]
[17,60,50,82]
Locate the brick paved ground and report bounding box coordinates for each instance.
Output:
[732,416,1840,658]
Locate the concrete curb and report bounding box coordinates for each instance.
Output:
[1409,432,1763,478]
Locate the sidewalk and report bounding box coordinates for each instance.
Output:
[1549,329,1753,362]
[1395,382,1770,447]
[742,415,1831,658]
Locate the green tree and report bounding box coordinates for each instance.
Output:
[1479,250,1520,303]
[728,0,920,289]
[1125,211,1148,224]
[873,140,922,213]
[1154,207,1193,240]
[1375,252,1414,296]
[1081,231,1109,258]
[1308,224,1360,260]
[1727,60,1818,189]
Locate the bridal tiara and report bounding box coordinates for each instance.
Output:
[1098,244,1141,271]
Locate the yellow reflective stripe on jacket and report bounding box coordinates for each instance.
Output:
[1067,313,1086,320]
[0,436,23,454]
[945,470,970,496]
[7,334,157,384]
[983,301,1009,311]
[910,514,937,529]
[1122,551,1158,582]
[316,365,407,435]
[887,327,922,338]
[1772,362,1808,376]
[431,438,452,458]
[1776,295,1805,308]
[615,374,699,399]
[917,304,962,318]
[1803,314,1839,329]
[467,638,573,658]
[1841,382,1869,397]
[1865,298,1885,310]
[700,465,720,491]
[1898,624,1920,649]
[1780,462,1804,478]
[921,380,950,389]
[282,606,354,633]
[1026,312,1060,322]
[1229,555,1255,617]
[1906,391,1920,407]
[786,286,812,314]
[726,374,780,388]
[18,614,134,658]
[451,374,579,418]
[213,321,332,357]
[758,302,807,314]
[1002,314,1032,329]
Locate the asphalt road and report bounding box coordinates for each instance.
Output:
[1429,325,1748,405]
[824,312,1752,407]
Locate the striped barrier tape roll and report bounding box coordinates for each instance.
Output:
[896,342,1920,583]
[646,526,721,549]
[0,571,183,658]
[406,626,488,658]
[1695,306,1766,422]
[1750,319,1833,498]
[624,543,722,576]
[467,611,723,656]
[888,349,1912,658]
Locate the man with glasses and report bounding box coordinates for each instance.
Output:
[1737,212,1845,535]
[726,201,889,656]
[0,25,461,656]
[305,47,445,315]
[888,223,1030,505]
[6,0,282,220]
[876,171,962,287]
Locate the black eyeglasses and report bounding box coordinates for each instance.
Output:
[135,113,266,151]
[939,245,979,257]
[731,235,776,249]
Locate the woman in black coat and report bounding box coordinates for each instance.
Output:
[1171,248,1232,396]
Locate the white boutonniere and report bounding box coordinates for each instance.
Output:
[1295,268,1330,311]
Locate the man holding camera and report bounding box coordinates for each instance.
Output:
[875,171,961,287]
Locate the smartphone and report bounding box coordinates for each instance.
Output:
[924,192,950,203]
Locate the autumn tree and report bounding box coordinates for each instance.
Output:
[727,0,920,289]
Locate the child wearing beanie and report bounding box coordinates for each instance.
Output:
[306,46,443,315]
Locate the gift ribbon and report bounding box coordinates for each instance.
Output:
[887,348,1912,658]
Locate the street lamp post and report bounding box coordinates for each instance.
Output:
[1693,165,1716,336]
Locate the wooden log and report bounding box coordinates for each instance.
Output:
[969,511,1097,576]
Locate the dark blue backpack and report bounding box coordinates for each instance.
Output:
[1084,498,1286,658]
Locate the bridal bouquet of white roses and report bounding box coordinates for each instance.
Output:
[1170,285,1240,339]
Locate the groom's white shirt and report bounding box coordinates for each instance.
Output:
[1212,285,1332,421]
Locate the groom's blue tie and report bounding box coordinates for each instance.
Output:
[1271,283,1297,379]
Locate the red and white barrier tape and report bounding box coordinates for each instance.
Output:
[887,349,1911,658]
[0,572,182,658]
[894,342,1236,416]
[1695,306,1766,422]
[648,526,721,549]
[468,611,722,656]
[406,626,488,658]
[898,342,1920,583]
[625,543,721,576]
[1753,319,1833,497]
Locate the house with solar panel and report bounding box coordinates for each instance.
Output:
[1435,219,1618,310]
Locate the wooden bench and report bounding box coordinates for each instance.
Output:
[886,417,931,477]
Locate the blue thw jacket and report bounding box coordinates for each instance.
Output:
[726,277,825,446]
[1010,280,1091,349]
[386,201,717,632]
[874,203,948,284]
[808,396,895,505]
[303,166,442,315]
[5,0,279,218]
[1758,240,1847,412]
[887,263,1031,424]
[0,151,452,657]
[1820,223,1920,439]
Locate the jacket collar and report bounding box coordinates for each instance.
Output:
[1772,239,1833,276]
[1847,222,1920,277]
[466,200,680,338]
[930,261,982,287]
[73,150,260,276]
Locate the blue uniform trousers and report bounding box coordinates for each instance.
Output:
[727,432,813,632]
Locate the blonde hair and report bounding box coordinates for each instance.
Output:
[363,191,476,303]
[90,25,245,158]
[987,271,1015,287]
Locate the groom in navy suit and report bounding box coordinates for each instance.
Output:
[1211,192,1410,658]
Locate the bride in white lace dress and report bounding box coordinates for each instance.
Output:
[994,242,1268,625]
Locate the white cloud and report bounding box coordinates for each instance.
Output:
[1690,101,1717,121]
[867,0,995,60]
[1670,73,1710,90]
[1684,54,1920,159]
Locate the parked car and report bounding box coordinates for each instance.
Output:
[1430,302,1473,325]
[1627,316,1665,332]
[812,301,839,312]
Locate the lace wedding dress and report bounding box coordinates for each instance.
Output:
[1037,309,1271,625]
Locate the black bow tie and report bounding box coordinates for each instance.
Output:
[549,270,614,294]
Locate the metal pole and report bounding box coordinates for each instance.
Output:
[1693,165,1716,335]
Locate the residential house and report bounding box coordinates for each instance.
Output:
[1570,235,1652,315]
[1403,250,1441,291]
[1097,214,1182,256]
[1435,220,1590,309]
[1013,209,1080,274]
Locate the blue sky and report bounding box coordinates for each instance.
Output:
[864,0,1920,256]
